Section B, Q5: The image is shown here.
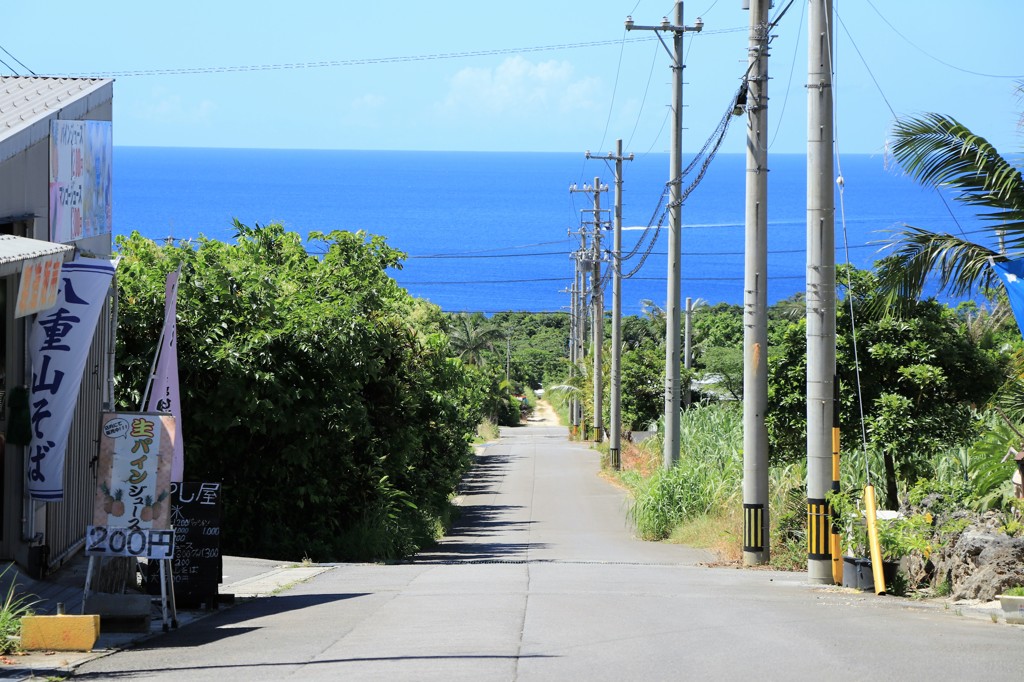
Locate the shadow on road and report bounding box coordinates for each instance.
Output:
[104,593,369,651]
[457,447,517,496]
[414,504,547,563]
[72,653,557,678]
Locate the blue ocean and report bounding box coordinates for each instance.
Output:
[112,148,985,316]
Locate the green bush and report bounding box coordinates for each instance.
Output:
[115,224,480,561]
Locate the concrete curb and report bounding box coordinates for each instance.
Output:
[0,561,334,680]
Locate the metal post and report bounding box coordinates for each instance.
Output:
[625,1,703,471]
[807,0,836,584]
[743,0,771,566]
[589,142,633,467]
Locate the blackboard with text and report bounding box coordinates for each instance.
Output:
[149,482,222,606]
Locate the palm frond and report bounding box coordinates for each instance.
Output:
[890,113,1024,227]
[874,225,1001,308]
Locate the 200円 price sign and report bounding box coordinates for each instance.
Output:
[85,525,175,559]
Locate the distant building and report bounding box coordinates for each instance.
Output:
[0,76,114,576]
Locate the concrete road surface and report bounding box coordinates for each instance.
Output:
[73,423,1024,681]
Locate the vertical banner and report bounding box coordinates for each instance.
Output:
[28,258,116,501]
[93,413,173,531]
[49,120,113,244]
[146,268,184,481]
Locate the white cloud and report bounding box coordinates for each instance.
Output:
[350,93,386,113]
[438,56,601,118]
[132,88,217,125]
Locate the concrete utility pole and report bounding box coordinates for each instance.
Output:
[742,0,771,566]
[626,2,703,471]
[568,218,589,433]
[806,0,836,584]
[684,297,692,408]
[568,270,578,430]
[571,179,608,441]
[588,142,633,469]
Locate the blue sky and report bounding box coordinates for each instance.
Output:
[4,1,1022,155]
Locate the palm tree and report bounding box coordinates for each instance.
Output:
[447,313,502,366]
[875,105,1024,307]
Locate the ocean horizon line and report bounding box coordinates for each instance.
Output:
[111,145,890,159]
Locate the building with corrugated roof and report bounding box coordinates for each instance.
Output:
[0,76,114,576]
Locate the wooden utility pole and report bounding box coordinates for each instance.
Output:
[588,141,632,468]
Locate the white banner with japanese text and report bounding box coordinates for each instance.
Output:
[27,258,116,500]
[93,412,174,532]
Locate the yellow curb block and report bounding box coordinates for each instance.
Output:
[21,614,100,651]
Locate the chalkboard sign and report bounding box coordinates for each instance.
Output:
[149,482,222,606]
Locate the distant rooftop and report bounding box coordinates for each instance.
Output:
[0,76,113,163]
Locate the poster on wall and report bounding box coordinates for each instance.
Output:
[48,120,112,244]
[15,253,65,318]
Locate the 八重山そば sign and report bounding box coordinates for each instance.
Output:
[27,258,116,501]
[93,412,174,537]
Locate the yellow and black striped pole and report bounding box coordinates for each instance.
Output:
[807,497,830,565]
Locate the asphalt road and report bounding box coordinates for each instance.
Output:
[74,423,1024,681]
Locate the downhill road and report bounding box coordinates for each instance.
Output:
[75,421,1023,680]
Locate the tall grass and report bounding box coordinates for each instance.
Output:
[627,404,743,540]
[0,564,37,654]
[623,404,808,569]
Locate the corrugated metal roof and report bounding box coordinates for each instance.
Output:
[0,76,112,150]
[0,234,75,278]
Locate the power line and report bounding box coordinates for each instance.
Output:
[76,37,664,78]
[397,277,568,285]
[0,43,35,75]
[863,0,1024,79]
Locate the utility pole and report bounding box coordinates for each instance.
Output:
[626,2,703,471]
[576,252,587,430]
[567,270,578,432]
[572,178,609,443]
[807,0,836,584]
[567,218,589,434]
[742,0,771,566]
[684,297,692,409]
[504,324,514,384]
[588,141,633,469]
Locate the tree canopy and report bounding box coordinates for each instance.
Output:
[116,223,484,560]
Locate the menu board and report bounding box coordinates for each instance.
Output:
[149,482,222,605]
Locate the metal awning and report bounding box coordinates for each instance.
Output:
[0,234,74,278]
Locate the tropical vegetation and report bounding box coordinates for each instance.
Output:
[110,90,1024,585]
[116,223,492,561]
